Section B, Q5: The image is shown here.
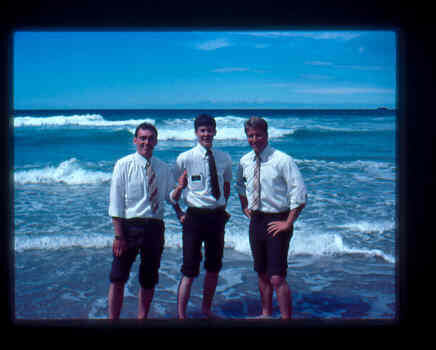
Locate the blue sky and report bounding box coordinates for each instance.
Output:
[13,30,396,109]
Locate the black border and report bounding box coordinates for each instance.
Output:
[2,0,435,337]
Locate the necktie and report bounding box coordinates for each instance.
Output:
[206,149,220,200]
[251,154,261,210]
[146,159,159,213]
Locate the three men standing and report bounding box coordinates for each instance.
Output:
[107,114,306,320]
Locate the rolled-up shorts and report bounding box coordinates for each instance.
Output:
[109,218,164,289]
[181,207,228,278]
[249,211,293,278]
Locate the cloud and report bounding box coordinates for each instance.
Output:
[305,61,334,66]
[305,61,383,71]
[196,38,230,51]
[239,31,361,41]
[212,67,250,73]
[296,87,394,95]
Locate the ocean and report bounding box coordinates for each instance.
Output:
[13,109,397,320]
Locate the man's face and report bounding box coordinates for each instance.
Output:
[246,127,268,154]
[195,125,216,149]
[134,128,157,159]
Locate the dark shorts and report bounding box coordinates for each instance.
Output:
[109,218,165,289]
[181,207,228,278]
[249,211,293,278]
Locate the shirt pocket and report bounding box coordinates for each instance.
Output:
[189,173,205,191]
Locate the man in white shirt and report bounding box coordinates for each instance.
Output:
[170,114,232,319]
[108,122,177,319]
[236,116,307,319]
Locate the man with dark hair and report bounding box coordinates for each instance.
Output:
[236,116,307,319]
[170,113,232,319]
[108,122,177,319]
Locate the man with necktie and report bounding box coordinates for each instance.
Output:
[236,116,307,319]
[171,114,232,319]
[108,122,177,319]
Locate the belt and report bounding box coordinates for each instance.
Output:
[187,206,226,215]
[125,217,163,225]
[251,210,290,217]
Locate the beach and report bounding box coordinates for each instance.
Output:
[13,109,396,319]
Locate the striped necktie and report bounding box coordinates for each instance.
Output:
[206,149,220,200]
[146,159,159,213]
[251,153,261,210]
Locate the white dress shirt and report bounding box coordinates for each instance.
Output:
[236,145,307,212]
[108,152,175,220]
[171,143,232,209]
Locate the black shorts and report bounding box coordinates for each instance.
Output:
[249,211,293,278]
[181,207,227,278]
[109,218,165,289]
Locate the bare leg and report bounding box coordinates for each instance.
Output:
[177,275,194,319]
[108,282,125,320]
[257,273,273,317]
[202,271,219,318]
[138,287,155,319]
[270,275,292,319]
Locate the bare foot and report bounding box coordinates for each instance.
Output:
[253,314,274,319]
[202,310,222,319]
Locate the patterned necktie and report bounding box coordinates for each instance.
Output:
[251,153,261,210]
[146,159,159,213]
[206,149,220,200]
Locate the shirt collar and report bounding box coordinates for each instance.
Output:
[195,143,213,157]
[134,152,151,168]
[253,144,273,162]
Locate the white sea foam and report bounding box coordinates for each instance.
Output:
[126,115,295,140]
[14,158,112,185]
[337,220,395,234]
[289,231,395,263]
[14,114,155,128]
[14,233,113,252]
[295,158,395,181]
[15,228,395,264]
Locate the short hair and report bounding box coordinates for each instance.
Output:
[194,113,216,131]
[135,122,158,138]
[244,116,268,135]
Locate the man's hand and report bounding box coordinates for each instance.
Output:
[243,208,252,218]
[178,170,188,189]
[113,237,128,257]
[266,220,293,238]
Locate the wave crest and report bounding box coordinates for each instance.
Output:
[14,158,112,185]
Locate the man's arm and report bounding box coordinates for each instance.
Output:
[224,181,230,204]
[238,194,252,218]
[266,203,305,237]
[171,170,187,202]
[112,217,127,257]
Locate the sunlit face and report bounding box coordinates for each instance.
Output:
[134,128,157,159]
[245,127,268,154]
[195,125,216,149]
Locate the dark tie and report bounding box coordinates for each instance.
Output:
[206,149,220,200]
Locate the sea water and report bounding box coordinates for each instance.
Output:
[13,109,396,319]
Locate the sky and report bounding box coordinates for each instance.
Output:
[13,30,396,110]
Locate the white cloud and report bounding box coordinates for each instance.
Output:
[296,87,394,95]
[240,31,361,40]
[305,61,334,66]
[305,61,383,71]
[212,67,250,73]
[196,38,230,51]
